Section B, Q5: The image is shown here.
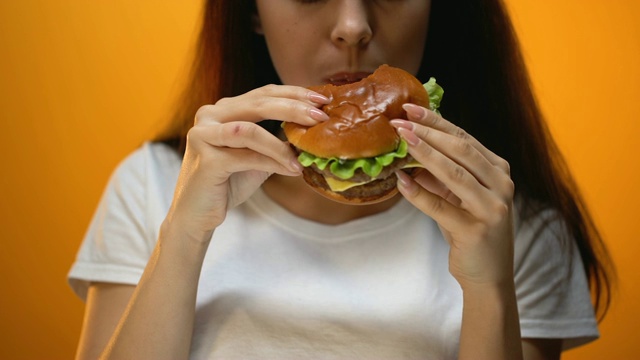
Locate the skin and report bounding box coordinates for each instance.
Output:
[75,1,562,359]
[254,0,430,87]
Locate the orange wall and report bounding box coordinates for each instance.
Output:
[0,1,637,358]
[506,1,640,358]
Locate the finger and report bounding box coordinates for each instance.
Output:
[412,168,462,207]
[395,126,495,217]
[197,85,330,127]
[402,103,510,174]
[188,123,302,174]
[256,84,331,106]
[396,170,472,231]
[216,148,302,177]
[391,119,502,191]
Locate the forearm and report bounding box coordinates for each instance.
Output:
[458,282,523,360]
[101,224,211,360]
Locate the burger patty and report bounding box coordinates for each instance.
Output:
[302,165,420,200]
[301,167,399,201]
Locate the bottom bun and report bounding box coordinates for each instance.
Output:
[302,167,414,205]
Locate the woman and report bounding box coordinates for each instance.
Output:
[69,1,614,359]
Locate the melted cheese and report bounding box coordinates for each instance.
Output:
[324,161,425,193]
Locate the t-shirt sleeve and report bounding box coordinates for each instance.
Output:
[514,209,599,350]
[67,147,155,301]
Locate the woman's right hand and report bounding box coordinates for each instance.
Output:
[163,84,330,243]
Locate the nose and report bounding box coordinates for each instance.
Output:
[330,1,373,48]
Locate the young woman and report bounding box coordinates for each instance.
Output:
[69,1,614,359]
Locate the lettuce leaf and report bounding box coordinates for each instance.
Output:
[424,77,444,115]
[298,140,409,180]
[296,79,444,180]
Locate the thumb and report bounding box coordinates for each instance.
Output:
[228,170,272,208]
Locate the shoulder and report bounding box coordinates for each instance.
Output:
[115,142,181,174]
[108,142,182,189]
[511,201,599,349]
[512,203,576,280]
[67,142,182,299]
[513,199,571,253]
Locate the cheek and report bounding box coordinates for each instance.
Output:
[398,13,430,72]
[260,21,319,86]
[263,32,308,85]
[257,9,299,71]
[386,26,429,75]
[377,4,430,74]
[261,25,295,71]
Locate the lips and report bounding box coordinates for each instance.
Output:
[325,72,372,86]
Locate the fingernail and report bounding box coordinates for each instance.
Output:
[309,108,330,121]
[290,159,304,173]
[402,103,425,120]
[390,119,414,131]
[308,91,331,104]
[397,127,420,146]
[395,170,415,189]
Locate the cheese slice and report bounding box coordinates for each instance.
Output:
[403,159,423,169]
[325,177,370,192]
[324,161,425,192]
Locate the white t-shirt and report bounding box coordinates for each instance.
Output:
[68,142,599,359]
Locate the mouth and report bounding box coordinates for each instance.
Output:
[325,72,372,86]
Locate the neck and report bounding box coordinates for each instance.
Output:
[262,174,401,225]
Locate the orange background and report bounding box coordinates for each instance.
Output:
[0,1,638,359]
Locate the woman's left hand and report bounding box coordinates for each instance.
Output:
[391,103,516,291]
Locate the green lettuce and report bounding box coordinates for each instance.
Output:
[297,79,444,180]
[298,140,409,180]
[424,77,444,115]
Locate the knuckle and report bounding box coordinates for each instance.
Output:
[420,125,431,139]
[494,201,510,218]
[429,197,446,215]
[454,138,474,157]
[194,104,216,125]
[484,199,510,226]
[454,126,469,140]
[185,125,206,145]
[498,158,511,174]
[502,176,515,197]
[214,97,231,106]
[252,96,268,113]
[260,84,279,95]
[417,139,433,157]
[290,100,304,114]
[449,164,466,182]
[426,110,440,126]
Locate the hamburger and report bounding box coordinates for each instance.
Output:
[283,64,443,205]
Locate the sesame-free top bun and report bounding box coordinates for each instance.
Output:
[283,64,430,159]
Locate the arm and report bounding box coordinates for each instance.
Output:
[459,283,522,360]
[392,104,523,359]
[74,228,211,360]
[523,339,562,360]
[395,105,564,359]
[75,283,135,360]
[97,227,210,360]
[74,85,330,359]
[458,281,562,360]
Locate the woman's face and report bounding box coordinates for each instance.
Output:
[254,0,431,87]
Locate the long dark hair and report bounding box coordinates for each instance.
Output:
[155,0,614,320]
